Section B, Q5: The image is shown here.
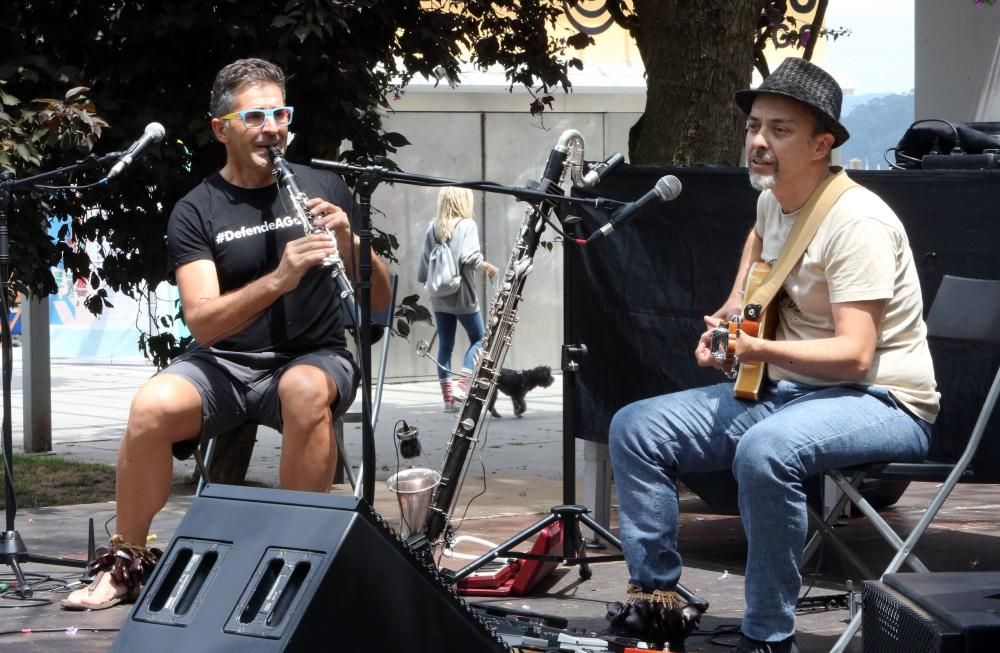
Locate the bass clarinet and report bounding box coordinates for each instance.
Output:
[413,129,588,552]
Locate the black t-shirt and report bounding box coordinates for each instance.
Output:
[167,163,355,353]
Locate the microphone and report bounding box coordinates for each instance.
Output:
[580,152,625,187]
[587,174,682,243]
[396,421,422,459]
[106,122,166,180]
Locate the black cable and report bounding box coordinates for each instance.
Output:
[0,572,85,607]
[449,457,489,534]
[703,623,744,647]
[908,118,963,154]
[0,626,120,636]
[33,179,109,191]
[891,119,964,171]
[0,593,52,608]
[391,419,405,473]
[540,210,570,240]
[884,147,917,170]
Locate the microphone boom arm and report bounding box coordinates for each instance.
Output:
[309,159,625,214]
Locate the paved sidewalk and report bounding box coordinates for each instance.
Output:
[10,358,581,486]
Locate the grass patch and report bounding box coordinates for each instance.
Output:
[4,454,258,508]
[6,454,117,509]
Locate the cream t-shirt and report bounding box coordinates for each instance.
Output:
[754,184,940,423]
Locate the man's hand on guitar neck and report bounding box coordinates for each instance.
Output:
[709,294,744,325]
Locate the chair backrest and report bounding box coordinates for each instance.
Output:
[370,272,399,413]
[924,275,1000,481]
[925,275,1000,344]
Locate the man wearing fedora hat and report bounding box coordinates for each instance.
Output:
[605,58,938,652]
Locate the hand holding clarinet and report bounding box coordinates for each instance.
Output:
[269,147,358,316]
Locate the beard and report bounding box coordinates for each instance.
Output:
[748,148,778,191]
[749,173,777,191]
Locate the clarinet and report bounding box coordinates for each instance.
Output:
[268,146,357,312]
[416,129,586,549]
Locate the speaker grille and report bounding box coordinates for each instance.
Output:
[362,500,511,651]
[862,581,956,653]
[117,485,511,652]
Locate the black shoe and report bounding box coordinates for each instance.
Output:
[732,635,799,653]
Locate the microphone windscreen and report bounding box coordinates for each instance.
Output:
[145,122,166,142]
[655,175,682,201]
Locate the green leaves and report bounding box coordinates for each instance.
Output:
[2,1,592,364]
[394,293,433,339]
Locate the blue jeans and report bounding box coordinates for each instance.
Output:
[434,311,485,380]
[609,380,931,642]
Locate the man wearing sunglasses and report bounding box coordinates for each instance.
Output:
[63,58,392,610]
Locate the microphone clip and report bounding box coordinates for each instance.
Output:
[396,421,422,459]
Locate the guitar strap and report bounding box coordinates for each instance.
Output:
[745,168,859,314]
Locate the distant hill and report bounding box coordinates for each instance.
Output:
[842,92,890,117]
[840,92,915,169]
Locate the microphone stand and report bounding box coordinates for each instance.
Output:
[311,158,711,618]
[311,159,625,211]
[352,160,382,505]
[0,153,120,597]
[311,158,621,506]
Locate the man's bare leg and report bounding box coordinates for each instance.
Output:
[63,374,202,609]
[277,364,339,491]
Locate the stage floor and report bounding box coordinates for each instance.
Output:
[3,478,999,652]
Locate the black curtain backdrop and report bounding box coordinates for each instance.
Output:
[565,165,1000,482]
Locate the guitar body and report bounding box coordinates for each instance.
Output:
[732,262,778,400]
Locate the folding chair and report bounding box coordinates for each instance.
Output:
[195,271,399,498]
[801,275,1000,652]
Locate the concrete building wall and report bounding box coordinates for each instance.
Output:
[368,87,642,381]
[915,1,1000,122]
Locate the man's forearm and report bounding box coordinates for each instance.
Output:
[744,336,873,382]
[185,272,283,346]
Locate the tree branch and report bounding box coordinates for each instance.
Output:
[605,0,638,33]
[803,0,828,61]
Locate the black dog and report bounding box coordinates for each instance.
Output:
[487,365,555,418]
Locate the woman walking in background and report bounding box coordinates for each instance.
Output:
[418,187,498,412]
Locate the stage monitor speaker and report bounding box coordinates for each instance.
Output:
[862,572,1000,653]
[112,484,510,652]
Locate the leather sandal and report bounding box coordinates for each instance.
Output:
[61,571,129,611]
[61,534,162,611]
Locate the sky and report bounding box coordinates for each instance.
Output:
[823,0,915,96]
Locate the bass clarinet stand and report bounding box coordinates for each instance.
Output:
[444,343,709,617]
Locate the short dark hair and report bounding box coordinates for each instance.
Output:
[210,58,286,118]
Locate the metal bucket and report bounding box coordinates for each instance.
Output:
[386,468,441,537]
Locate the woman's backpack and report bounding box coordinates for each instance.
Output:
[425,228,462,297]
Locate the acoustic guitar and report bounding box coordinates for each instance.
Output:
[709,261,778,400]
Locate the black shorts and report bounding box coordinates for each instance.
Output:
[163,347,360,461]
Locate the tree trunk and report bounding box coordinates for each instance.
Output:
[630,0,761,165]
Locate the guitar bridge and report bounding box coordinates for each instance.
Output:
[710,318,740,380]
